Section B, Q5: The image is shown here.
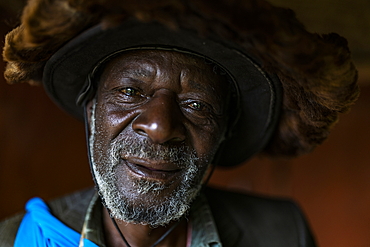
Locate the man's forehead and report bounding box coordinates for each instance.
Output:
[102,50,211,73]
[99,50,228,91]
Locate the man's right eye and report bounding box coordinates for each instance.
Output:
[119,87,141,97]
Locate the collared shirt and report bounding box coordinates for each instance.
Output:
[79,192,222,247]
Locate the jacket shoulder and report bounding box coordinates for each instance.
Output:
[204,186,316,247]
[47,187,95,232]
[0,213,24,247]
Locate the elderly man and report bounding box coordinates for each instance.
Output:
[0,0,359,246]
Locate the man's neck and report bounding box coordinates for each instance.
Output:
[102,207,188,247]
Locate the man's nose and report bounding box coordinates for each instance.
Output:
[132,90,186,144]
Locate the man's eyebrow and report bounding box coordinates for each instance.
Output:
[187,79,214,93]
[121,67,154,78]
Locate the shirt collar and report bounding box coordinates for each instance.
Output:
[189,192,222,247]
[79,193,106,247]
[79,192,222,247]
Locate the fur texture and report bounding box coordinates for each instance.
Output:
[2,0,359,158]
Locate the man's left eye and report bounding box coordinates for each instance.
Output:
[188,101,206,111]
[120,87,141,96]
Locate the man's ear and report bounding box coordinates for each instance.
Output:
[85,99,95,134]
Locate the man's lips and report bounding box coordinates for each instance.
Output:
[122,157,182,180]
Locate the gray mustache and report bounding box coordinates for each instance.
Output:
[111,136,199,168]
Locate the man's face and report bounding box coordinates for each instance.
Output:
[88,50,229,227]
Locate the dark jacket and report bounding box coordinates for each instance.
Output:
[205,188,316,246]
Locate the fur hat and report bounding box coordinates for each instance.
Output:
[2,0,359,166]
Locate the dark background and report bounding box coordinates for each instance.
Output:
[1,1,370,246]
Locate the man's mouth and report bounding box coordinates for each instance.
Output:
[122,157,182,181]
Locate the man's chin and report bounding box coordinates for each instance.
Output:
[101,182,201,227]
[105,195,187,227]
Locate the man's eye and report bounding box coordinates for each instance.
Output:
[120,87,141,96]
[188,101,206,111]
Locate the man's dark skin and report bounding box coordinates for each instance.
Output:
[86,50,230,247]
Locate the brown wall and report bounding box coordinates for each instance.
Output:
[1,4,370,247]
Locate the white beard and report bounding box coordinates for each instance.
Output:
[88,101,210,227]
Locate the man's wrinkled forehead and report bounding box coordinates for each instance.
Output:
[100,50,223,77]
[96,50,232,102]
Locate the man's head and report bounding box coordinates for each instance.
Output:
[87,50,230,226]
